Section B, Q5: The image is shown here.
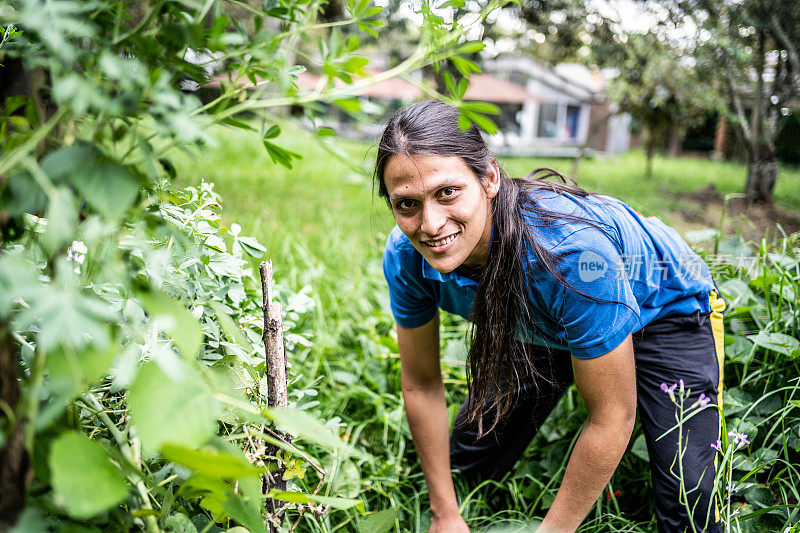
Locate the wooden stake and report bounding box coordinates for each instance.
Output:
[259,261,289,532]
[260,261,287,409]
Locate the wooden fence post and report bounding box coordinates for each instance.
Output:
[259,261,289,532]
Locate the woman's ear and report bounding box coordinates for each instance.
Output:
[483,158,501,199]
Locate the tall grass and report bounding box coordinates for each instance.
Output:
[170,126,800,532]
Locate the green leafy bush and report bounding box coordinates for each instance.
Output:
[0,0,509,530]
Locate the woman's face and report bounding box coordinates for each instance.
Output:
[383,153,499,273]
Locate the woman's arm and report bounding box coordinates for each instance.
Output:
[539,335,637,533]
[397,315,469,532]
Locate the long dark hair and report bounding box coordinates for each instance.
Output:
[376,100,603,435]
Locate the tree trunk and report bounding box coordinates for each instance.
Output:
[0,329,29,530]
[713,114,727,161]
[645,142,655,179]
[667,125,682,157]
[744,143,777,204]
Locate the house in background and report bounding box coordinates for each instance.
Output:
[484,56,631,156]
[203,55,632,157]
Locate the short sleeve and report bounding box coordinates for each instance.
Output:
[539,226,641,358]
[382,228,438,328]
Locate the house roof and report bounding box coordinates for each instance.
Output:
[463,73,539,104]
[295,70,423,99]
[485,56,606,103]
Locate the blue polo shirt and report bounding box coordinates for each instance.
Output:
[382,190,716,359]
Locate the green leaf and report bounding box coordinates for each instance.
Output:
[460,109,497,135]
[719,278,755,303]
[747,331,800,357]
[343,56,369,74]
[630,433,650,462]
[332,98,361,114]
[358,508,399,533]
[41,187,78,255]
[450,55,480,77]
[443,71,457,97]
[209,301,253,351]
[161,444,260,480]
[723,387,755,416]
[315,126,337,137]
[46,343,117,397]
[268,490,364,512]
[42,143,139,222]
[262,124,280,139]
[1,172,48,217]
[237,236,267,258]
[165,513,199,533]
[262,140,302,169]
[140,290,202,358]
[222,494,265,533]
[176,473,230,500]
[221,118,256,132]
[129,361,220,452]
[49,432,128,518]
[685,228,717,244]
[329,458,360,498]
[456,41,484,54]
[263,407,367,459]
[463,101,500,115]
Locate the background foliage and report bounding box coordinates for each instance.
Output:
[0,0,507,530]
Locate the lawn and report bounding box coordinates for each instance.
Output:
[170,125,800,531]
[171,125,800,292]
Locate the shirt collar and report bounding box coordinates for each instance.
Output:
[420,260,478,287]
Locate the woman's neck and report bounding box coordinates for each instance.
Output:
[456,263,484,281]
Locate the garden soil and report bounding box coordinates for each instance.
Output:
[672,184,800,243]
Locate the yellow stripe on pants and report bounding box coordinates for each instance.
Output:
[709,290,726,523]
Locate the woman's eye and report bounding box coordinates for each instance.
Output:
[396,199,415,211]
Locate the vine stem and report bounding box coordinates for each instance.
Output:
[22,348,47,450]
[80,393,159,533]
[677,399,695,532]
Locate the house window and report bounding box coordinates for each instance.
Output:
[566,105,581,140]
[537,104,559,138]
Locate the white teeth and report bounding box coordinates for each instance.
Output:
[426,234,457,247]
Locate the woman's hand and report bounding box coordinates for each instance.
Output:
[430,513,470,532]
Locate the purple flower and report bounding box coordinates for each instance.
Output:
[728,431,750,449]
[690,393,713,409]
[710,439,722,452]
[661,382,677,394]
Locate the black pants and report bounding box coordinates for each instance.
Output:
[450,311,723,532]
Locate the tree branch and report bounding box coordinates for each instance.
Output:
[770,13,800,86]
[724,68,754,153]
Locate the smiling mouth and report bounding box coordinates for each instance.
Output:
[422,232,459,250]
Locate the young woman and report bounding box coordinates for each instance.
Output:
[377,100,726,533]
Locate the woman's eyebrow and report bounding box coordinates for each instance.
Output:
[388,192,410,204]
[388,176,465,203]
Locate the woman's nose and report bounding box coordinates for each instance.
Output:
[420,202,446,236]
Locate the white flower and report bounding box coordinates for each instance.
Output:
[66,241,87,273]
